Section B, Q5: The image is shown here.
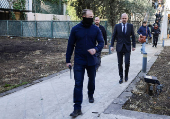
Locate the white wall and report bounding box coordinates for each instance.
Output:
[25,0,32,10]
[26,13,70,21]
[29,0,32,11]
[160,0,170,40]
[63,3,67,15]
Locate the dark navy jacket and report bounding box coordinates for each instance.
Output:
[137,26,151,38]
[111,23,136,52]
[66,22,104,66]
[152,27,161,37]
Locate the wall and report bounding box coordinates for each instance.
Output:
[160,0,170,40]
[26,13,70,21]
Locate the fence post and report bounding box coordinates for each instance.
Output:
[35,21,37,37]
[20,21,23,36]
[7,20,9,36]
[162,39,164,47]
[142,53,147,73]
[51,20,53,38]
[109,45,112,54]
[68,21,70,38]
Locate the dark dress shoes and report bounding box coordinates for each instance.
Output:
[125,77,128,82]
[70,109,82,118]
[88,96,94,103]
[119,78,123,84]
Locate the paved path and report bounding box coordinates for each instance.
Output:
[0,40,170,119]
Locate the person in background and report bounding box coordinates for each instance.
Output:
[157,11,162,22]
[152,23,161,48]
[153,20,160,28]
[155,2,158,9]
[148,22,153,45]
[94,17,107,71]
[155,11,161,19]
[137,21,151,54]
[66,9,104,118]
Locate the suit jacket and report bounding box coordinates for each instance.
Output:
[111,23,136,52]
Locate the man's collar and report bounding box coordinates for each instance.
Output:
[94,24,100,27]
[121,23,127,26]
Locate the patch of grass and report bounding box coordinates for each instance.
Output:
[3,84,11,87]
[3,82,28,92]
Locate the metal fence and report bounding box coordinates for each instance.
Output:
[0,20,109,39]
[0,20,141,40]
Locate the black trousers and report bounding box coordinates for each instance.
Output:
[117,51,131,78]
[73,63,96,110]
[153,36,158,47]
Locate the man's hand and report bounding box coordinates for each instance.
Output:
[105,45,107,48]
[132,48,136,51]
[66,63,72,68]
[110,47,114,52]
[88,48,96,55]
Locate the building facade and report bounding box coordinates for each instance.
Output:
[0,0,70,20]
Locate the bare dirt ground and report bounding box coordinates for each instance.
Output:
[0,36,108,93]
[123,46,170,116]
[0,36,69,93]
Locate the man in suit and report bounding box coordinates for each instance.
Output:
[110,13,136,84]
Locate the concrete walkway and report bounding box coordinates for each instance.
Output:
[0,40,170,119]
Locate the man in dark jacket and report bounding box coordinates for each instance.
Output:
[153,20,160,28]
[66,9,104,118]
[155,11,161,19]
[137,21,151,54]
[148,22,153,45]
[155,11,162,22]
[110,13,136,84]
[94,17,107,71]
[152,23,161,47]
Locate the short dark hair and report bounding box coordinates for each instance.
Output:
[82,9,93,16]
[143,21,147,24]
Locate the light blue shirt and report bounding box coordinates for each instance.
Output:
[121,23,127,33]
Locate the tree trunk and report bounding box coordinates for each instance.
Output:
[112,25,114,35]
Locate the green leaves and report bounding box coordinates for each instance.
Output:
[13,0,26,10]
[69,0,155,31]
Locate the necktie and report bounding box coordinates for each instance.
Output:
[123,24,125,35]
